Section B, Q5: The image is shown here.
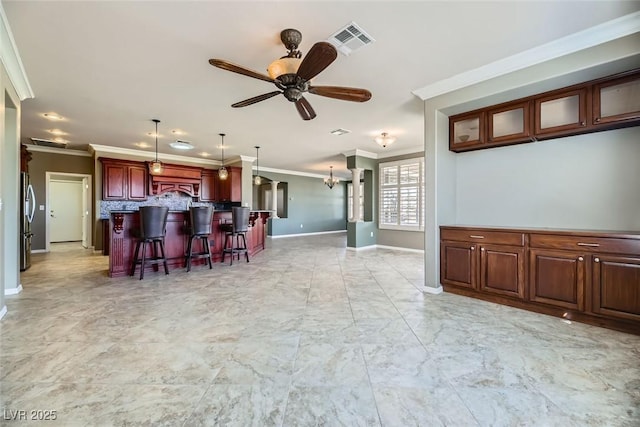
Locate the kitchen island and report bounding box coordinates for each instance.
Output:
[107,209,270,277]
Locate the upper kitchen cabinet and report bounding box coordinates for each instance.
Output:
[487,100,532,145]
[199,170,218,202]
[592,70,640,128]
[449,111,485,152]
[100,158,147,201]
[218,166,242,202]
[534,87,589,139]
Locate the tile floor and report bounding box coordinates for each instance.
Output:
[1,234,639,426]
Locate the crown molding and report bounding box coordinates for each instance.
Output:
[238,155,256,162]
[258,166,327,179]
[89,144,221,167]
[377,147,425,159]
[0,2,34,100]
[412,11,640,100]
[26,145,92,157]
[341,149,378,159]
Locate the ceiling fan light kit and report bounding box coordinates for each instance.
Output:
[209,28,372,121]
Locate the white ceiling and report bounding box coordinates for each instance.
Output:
[4,1,639,178]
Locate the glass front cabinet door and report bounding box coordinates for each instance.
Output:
[449,111,485,152]
[487,100,532,145]
[592,71,640,127]
[534,87,588,138]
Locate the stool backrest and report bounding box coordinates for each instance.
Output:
[190,206,213,235]
[232,206,250,233]
[139,206,169,239]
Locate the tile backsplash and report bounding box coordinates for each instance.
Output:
[99,191,232,219]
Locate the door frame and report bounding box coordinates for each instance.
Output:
[45,172,92,252]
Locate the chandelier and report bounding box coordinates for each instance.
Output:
[374,132,396,148]
[324,166,339,189]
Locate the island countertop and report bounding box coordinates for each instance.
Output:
[107,210,270,277]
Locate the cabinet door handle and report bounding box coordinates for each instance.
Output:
[577,242,600,247]
[470,246,475,251]
[469,235,485,239]
[578,256,584,262]
[594,257,600,263]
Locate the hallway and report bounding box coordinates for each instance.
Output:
[1,234,639,426]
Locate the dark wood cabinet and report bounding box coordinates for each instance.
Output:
[218,166,242,202]
[592,70,640,127]
[487,100,532,145]
[200,170,218,202]
[449,68,640,152]
[440,228,525,298]
[441,226,640,335]
[592,254,640,322]
[529,248,585,310]
[101,159,148,201]
[534,87,589,139]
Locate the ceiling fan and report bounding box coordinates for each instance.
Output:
[209,29,372,121]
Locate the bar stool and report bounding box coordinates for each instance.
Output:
[185,206,214,272]
[220,206,250,265]
[130,206,169,280]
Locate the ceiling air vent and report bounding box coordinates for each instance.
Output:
[327,22,374,56]
[330,128,350,136]
[30,137,67,149]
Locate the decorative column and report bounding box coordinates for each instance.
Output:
[349,168,362,222]
[270,180,280,219]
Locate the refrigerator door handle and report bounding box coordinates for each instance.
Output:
[27,184,36,223]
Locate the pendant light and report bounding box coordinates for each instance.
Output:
[253,146,261,185]
[218,133,228,180]
[324,166,339,189]
[150,119,163,174]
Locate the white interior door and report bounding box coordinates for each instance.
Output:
[50,180,83,242]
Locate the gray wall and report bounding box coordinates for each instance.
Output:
[28,150,94,250]
[263,171,346,236]
[455,127,640,229]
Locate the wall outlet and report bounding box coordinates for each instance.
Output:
[370,232,374,237]
[300,224,304,228]
[39,205,45,211]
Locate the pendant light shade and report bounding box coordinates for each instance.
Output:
[253,146,261,185]
[150,119,163,174]
[218,133,228,180]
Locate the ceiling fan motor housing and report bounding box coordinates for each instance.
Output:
[276,74,309,102]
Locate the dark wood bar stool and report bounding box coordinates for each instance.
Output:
[220,206,250,265]
[129,206,169,280]
[185,206,214,272]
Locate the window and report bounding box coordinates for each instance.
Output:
[379,158,424,230]
[347,182,364,221]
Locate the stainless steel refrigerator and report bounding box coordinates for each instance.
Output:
[20,172,36,271]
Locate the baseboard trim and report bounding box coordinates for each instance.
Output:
[270,230,346,239]
[0,305,7,320]
[4,284,23,296]
[423,286,443,295]
[376,244,424,254]
[346,244,376,251]
[31,249,47,254]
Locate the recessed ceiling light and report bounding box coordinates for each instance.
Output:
[147,132,160,137]
[330,128,350,135]
[135,142,150,148]
[43,113,64,121]
[169,140,194,150]
[48,129,66,136]
[171,129,185,135]
[200,152,210,157]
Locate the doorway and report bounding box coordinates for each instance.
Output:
[45,172,92,251]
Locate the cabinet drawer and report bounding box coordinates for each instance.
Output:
[440,228,524,246]
[530,234,640,255]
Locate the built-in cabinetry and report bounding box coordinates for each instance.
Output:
[440,226,640,334]
[449,68,640,152]
[100,157,242,202]
[100,158,147,201]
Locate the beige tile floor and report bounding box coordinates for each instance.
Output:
[1,234,639,426]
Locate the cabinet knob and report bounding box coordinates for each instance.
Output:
[594,117,600,123]
[594,257,600,263]
[470,246,475,251]
[580,121,586,126]
[480,247,485,252]
[578,256,584,262]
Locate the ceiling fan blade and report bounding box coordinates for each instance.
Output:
[295,42,337,81]
[209,59,275,83]
[309,86,372,102]
[231,91,282,108]
[295,97,317,121]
